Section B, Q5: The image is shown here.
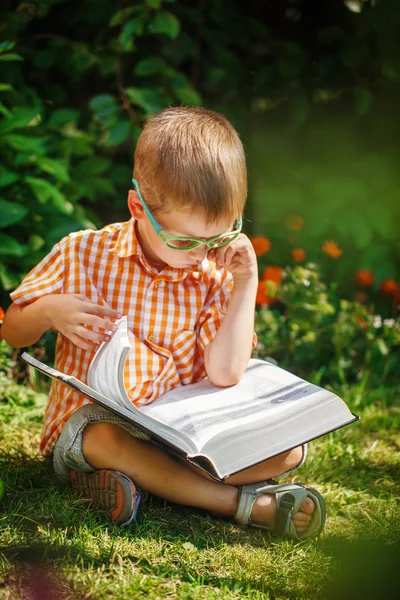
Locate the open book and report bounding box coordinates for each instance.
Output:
[20,317,358,481]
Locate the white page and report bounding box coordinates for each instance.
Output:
[141,360,323,447]
[88,316,132,409]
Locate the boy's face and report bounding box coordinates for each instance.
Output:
[128,189,235,270]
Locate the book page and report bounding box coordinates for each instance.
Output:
[88,317,133,410]
[140,360,324,448]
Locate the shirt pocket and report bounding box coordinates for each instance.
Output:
[124,332,170,390]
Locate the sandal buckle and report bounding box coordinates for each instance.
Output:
[280,493,295,512]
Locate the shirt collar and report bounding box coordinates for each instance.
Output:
[109,218,203,282]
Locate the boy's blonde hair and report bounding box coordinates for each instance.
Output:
[133,106,247,225]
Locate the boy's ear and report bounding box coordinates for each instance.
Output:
[128,189,145,220]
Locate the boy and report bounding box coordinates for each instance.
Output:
[2,107,325,539]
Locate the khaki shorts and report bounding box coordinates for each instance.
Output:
[52,403,150,484]
[52,403,307,484]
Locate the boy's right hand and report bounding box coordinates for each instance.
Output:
[43,294,121,350]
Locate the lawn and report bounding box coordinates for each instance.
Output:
[0,375,399,599]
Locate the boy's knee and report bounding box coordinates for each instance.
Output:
[82,422,124,459]
[282,446,304,472]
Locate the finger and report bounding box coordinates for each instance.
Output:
[68,333,97,351]
[74,296,121,318]
[74,325,113,343]
[207,248,217,261]
[222,245,236,267]
[214,246,228,269]
[83,304,121,319]
[82,315,119,332]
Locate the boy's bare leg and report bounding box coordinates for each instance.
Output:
[82,423,314,535]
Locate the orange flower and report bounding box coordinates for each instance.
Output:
[355,269,374,287]
[0,306,4,323]
[250,236,271,257]
[291,248,306,263]
[322,240,342,259]
[380,279,399,297]
[256,281,275,306]
[262,266,283,284]
[285,214,305,231]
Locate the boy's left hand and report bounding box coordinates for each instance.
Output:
[207,234,258,282]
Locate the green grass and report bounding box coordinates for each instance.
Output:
[0,375,399,599]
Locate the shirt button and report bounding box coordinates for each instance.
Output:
[148,334,155,342]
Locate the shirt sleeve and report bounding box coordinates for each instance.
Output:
[196,267,257,359]
[10,240,65,306]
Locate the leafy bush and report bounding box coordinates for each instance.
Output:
[0,0,201,308]
[0,40,101,305]
[253,264,400,388]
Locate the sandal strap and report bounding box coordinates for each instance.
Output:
[234,479,277,527]
[271,492,295,537]
[234,487,258,526]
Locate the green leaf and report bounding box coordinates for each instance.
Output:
[119,17,144,47]
[13,153,35,167]
[0,41,16,54]
[109,6,136,27]
[47,109,80,128]
[125,86,169,116]
[36,158,70,183]
[0,53,23,62]
[89,94,119,119]
[0,102,12,118]
[134,56,168,76]
[149,11,180,39]
[0,198,28,228]
[354,87,373,116]
[0,234,26,257]
[3,134,46,153]
[25,177,71,214]
[74,157,111,177]
[0,108,40,135]
[172,85,201,105]
[0,168,18,188]
[104,120,131,147]
[0,263,20,290]
[0,83,13,92]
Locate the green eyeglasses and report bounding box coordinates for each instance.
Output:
[132,179,242,251]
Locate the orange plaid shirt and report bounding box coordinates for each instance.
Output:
[11,219,256,456]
